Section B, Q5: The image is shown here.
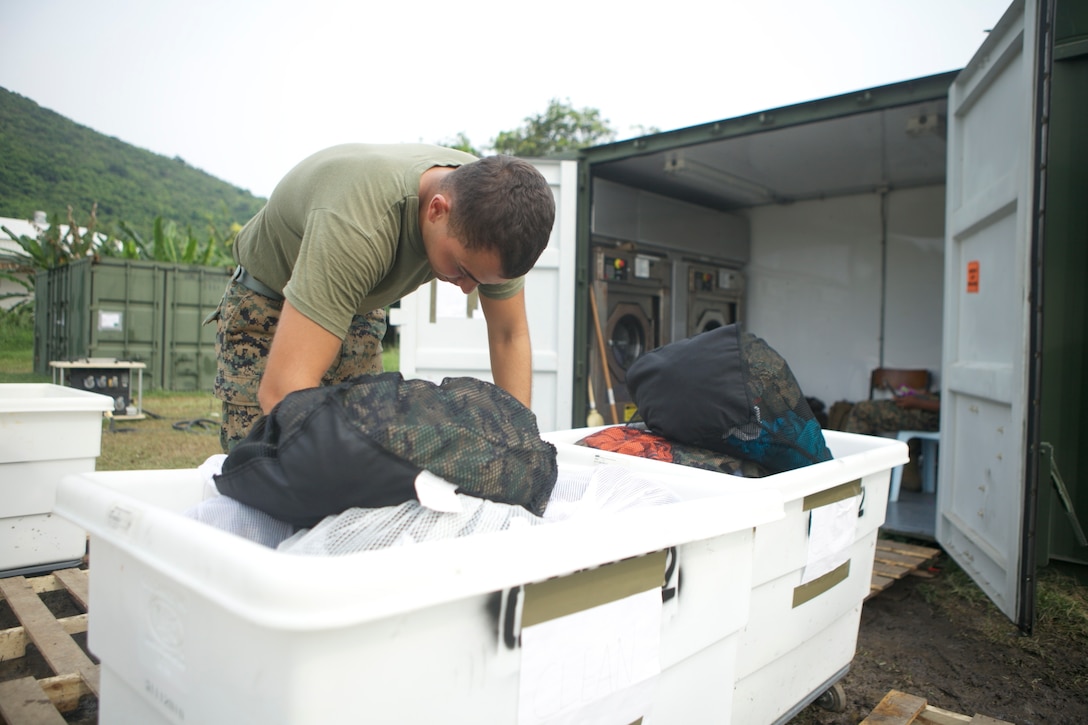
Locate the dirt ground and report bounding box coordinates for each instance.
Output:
[791,552,1088,725]
[3,551,1086,724]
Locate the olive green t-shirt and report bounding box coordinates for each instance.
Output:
[233,143,524,339]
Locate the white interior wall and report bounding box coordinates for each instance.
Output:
[883,186,946,384]
[592,178,750,263]
[743,186,945,406]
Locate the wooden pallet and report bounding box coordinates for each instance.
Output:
[0,568,98,724]
[869,539,941,599]
[861,689,1013,724]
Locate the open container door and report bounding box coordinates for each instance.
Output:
[392,158,578,433]
[938,0,1049,630]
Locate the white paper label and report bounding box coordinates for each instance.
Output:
[519,588,661,725]
[802,496,859,584]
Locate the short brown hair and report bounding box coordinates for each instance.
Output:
[443,156,555,279]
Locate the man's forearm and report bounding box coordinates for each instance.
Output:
[490,334,532,408]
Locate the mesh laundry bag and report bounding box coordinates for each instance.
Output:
[183,456,297,547]
[542,462,682,520]
[277,495,545,555]
[337,374,557,513]
[185,495,296,548]
[277,463,682,556]
[626,323,832,473]
[215,373,558,528]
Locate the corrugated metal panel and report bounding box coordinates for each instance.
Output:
[86,259,164,383]
[34,260,90,371]
[163,265,227,391]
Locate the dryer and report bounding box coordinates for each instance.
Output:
[589,243,671,424]
[684,262,744,338]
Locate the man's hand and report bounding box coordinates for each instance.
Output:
[259,301,341,414]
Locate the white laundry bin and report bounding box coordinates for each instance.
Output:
[0,383,113,575]
[55,452,784,724]
[541,427,907,725]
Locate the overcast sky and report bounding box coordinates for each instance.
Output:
[2,0,1012,199]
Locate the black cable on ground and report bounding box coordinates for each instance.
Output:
[173,418,219,433]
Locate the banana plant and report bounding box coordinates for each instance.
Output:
[114,216,232,266]
[0,206,103,270]
[0,270,35,310]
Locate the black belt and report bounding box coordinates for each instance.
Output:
[232,266,284,301]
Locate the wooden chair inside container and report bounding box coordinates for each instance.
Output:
[869,368,930,399]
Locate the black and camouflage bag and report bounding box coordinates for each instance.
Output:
[215,373,558,527]
[626,323,832,474]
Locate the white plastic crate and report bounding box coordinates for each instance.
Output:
[0,383,113,574]
[541,427,907,725]
[55,454,783,724]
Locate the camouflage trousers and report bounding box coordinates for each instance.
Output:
[841,399,938,435]
[207,279,387,453]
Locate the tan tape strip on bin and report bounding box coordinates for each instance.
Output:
[802,479,862,511]
[521,550,667,628]
[793,560,852,608]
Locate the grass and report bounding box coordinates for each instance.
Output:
[0,304,42,383]
[0,304,399,470]
[917,553,1088,689]
[100,392,225,470]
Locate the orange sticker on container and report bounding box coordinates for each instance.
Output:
[966,260,980,293]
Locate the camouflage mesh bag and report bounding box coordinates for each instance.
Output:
[626,323,832,474]
[215,373,558,527]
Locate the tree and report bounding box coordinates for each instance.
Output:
[490,98,616,157]
[437,132,481,157]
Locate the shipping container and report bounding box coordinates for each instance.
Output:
[395,0,1087,629]
[34,257,229,392]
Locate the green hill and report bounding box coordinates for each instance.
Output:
[0,86,265,238]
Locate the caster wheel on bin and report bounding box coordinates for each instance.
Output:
[815,683,847,713]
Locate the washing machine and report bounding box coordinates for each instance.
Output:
[589,243,671,424]
[684,262,744,338]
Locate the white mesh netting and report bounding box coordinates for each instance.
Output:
[184,456,683,554]
[183,454,296,547]
[185,494,296,548]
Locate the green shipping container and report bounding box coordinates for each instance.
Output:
[34,258,230,392]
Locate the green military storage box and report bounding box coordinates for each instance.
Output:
[33,258,229,392]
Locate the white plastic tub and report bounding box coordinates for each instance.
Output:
[56,455,783,724]
[0,383,113,574]
[541,427,907,725]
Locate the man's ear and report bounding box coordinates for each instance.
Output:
[428,193,451,222]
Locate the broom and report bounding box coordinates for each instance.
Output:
[587,377,605,427]
[588,287,619,424]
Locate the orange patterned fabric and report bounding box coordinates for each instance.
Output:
[578,425,770,477]
[581,426,674,462]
